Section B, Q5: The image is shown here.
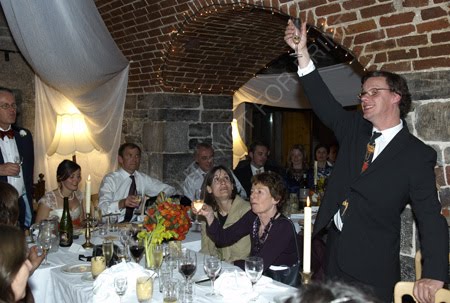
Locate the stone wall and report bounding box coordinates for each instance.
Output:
[122,92,233,191]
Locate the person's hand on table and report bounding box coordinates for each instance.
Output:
[191,202,215,225]
[29,245,45,274]
[414,278,444,303]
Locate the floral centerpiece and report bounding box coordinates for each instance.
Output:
[137,192,191,268]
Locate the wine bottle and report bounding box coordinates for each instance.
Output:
[299,173,309,210]
[59,197,73,247]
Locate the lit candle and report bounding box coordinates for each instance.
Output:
[85,175,91,214]
[303,196,312,273]
[313,161,318,186]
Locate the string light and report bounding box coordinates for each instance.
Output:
[159,2,356,95]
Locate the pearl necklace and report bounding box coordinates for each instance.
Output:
[58,187,75,200]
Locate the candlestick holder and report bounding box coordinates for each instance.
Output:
[301,271,313,285]
[82,213,94,249]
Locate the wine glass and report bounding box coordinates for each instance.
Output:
[203,255,222,297]
[129,238,145,264]
[245,256,264,301]
[192,189,204,232]
[114,275,128,303]
[290,17,302,57]
[102,239,114,267]
[36,220,58,266]
[178,249,197,283]
[36,226,53,266]
[119,228,132,261]
[150,244,164,271]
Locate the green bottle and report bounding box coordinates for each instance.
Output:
[59,197,73,247]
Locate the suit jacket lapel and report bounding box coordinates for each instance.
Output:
[361,127,410,175]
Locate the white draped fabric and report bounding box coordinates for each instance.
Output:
[1,0,129,191]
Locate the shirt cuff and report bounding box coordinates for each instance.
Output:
[297,60,316,77]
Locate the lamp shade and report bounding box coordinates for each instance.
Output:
[47,113,98,156]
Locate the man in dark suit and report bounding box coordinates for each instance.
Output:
[0,87,34,229]
[234,141,281,197]
[285,21,448,303]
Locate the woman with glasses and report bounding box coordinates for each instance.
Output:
[199,165,251,262]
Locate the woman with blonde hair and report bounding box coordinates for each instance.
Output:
[285,144,308,193]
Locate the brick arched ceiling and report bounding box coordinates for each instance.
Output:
[95,0,450,95]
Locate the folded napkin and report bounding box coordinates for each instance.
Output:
[213,270,272,302]
[68,242,86,254]
[93,261,156,303]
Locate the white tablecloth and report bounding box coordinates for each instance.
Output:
[29,227,297,303]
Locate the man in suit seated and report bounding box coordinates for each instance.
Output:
[233,141,281,197]
[182,142,247,202]
[99,143,176,222]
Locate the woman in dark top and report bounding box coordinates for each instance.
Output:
[194,171,298,273]
[285,144,308,194]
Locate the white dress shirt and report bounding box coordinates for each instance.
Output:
[99,168,176,221]
[250,164,264,176]
[182,167,248,201]
[0,127,25,196]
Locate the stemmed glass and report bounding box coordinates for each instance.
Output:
[129,238,145,264]
[245,256,264,301]
[150,244,164,271]
[37,220,57,266]
[192,189,204,232]
[178,249,197,300]
[290,18,302,58]
[119,228,132,261]
[114,275,128,303]
[102,239,114,267]
[203,255,222,297]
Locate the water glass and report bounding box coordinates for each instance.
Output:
[159,261,173,292]
[136,275,153,303]
[109,214,118,232]
[162,279,179,303]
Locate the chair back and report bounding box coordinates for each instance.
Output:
[415,250,450,280]
[435,288,450,303]
[393,281,416,303]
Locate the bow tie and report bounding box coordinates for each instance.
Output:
[0,129,14,140]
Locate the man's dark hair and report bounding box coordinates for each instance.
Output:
[249,141,270,153]
[361,70,412,119]
[118,142,141,157]
[0,87,14,95]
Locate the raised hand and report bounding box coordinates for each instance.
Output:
[284,19,310,68]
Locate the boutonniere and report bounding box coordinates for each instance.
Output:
[19,130,27,137]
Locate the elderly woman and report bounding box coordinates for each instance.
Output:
[199,165,251,262]
[194,171,298,284]
[0,225,33,303]
[35,160,84,227]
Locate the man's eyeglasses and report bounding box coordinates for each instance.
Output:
[358,88,394,99]
[0,103,17,110]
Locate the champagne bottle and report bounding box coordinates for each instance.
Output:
[59,197,73,247]
[299,173,309,210]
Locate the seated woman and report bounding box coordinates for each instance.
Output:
[308,143,333,190]
[284,144,309,194]
[199,165,251,263]
[194,171,298,284]
[35,160,84,227]
[0,225,33,303]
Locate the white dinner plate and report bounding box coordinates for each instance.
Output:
[61,263,91,274]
